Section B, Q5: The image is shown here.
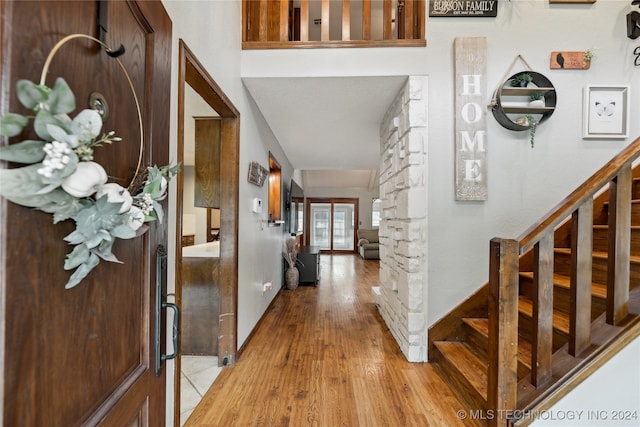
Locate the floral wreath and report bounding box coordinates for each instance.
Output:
[0,34,179,289]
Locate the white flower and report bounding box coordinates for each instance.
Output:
[95,183,133,214]
[124,205,145,231]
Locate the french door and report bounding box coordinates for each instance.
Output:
[306,198,359,252]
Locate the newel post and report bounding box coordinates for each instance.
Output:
[487,238,519,427]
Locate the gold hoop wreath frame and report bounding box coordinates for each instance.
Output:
[0,34,180,289]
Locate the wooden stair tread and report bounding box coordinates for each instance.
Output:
[433,341,488,400]
[463,318,533,370]
[554,247,640,263]
[518,296,570,336]
[592,224,640,230]
[519,272,607,300]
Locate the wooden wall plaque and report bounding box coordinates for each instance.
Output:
[454,37,488,201]
[550,51,590,69]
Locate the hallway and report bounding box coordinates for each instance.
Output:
[185,254,481,426]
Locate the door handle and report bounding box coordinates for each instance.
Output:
[154,245,180,376]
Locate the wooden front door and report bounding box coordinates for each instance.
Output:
[1,1,172,425]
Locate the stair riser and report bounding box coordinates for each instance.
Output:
[431,347,487,412]
[517,313,567,353]
[592,227,640,255]
[603,202,640,226]
[463,323,530,381]
[554,251,640,285]
[519,278,606,319]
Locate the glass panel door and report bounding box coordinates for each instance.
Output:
[332,203,355,251]
[310,203,331,250]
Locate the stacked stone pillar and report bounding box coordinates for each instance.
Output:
[378,76,428,362]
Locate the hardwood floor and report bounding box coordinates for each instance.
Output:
[186,254,483,426]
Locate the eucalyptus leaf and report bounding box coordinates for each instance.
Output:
[153,200,164,223]
[71,109,102,142]
[16,80,48,110]
[0,113,29,137]
[0,140,46,163]
[47,78,75,115]
[0,163,51,199]
[64,244,90,270]
[47,124,78,148]
[64,252,99,289]
[34,110,69,140]
[93,241,122,264]
[85,229,112,249]
[111,224,137,240]
[64,230,87,245]
[37,189,86,223]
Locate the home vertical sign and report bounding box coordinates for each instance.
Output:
[454,37,487,200]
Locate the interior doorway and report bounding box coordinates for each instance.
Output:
[175,40,240,425]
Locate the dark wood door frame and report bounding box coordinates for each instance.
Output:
[305,197,359,253]
[175,40,240,425]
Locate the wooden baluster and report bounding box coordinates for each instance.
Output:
[487,238,519,427]
[342,0,351,41]
[259,0,268,42]
[569,199,593,356]
[417,0,425,40]
[266,0,280,41]
[362,0,371,40]
[404,0,414,39]
[383,0,393,40]
[321,0,330,41]
[279,0,289,41]
[300,0,309,42]
[532,231,554,387]
[607,164,632,325]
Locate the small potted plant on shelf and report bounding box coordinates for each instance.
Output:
[510,72,533,87]
[516,114,538,148]
[529,92,545,107]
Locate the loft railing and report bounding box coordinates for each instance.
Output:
[242,0,426,49]
[488,136,640,426]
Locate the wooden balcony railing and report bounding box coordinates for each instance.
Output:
[242,0,426,49]
[488,136,640,426]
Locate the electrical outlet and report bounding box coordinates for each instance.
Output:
[262,281,272,293]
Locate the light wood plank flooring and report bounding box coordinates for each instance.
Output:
[185,254,482,426]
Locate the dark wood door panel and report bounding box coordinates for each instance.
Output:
[1,1,171,426]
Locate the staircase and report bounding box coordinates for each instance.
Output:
[429,136,640,427]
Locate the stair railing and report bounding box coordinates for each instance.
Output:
[488,136,640,427]
[242,0,425,49]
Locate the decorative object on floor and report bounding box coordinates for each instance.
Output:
[247,160,268,186]
[454,37,487,201]
[582,85,630,139]
[0,34,179,289]
[550,50,593,69]
[283,238,299,290]
[489,55,556,148]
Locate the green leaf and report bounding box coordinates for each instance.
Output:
[34,110,68,140]
[64,252,99,289]
[93,240,122,263]
[0,113,29,137]
[111,224,137,240]
[64,244,91,270]
[46,78,76,115]
[0,140,46,163]
[16,80,48,110]
[64,230,87,245]
[153,200,164,223]
[0,164,50,199]
[47,125,78,148]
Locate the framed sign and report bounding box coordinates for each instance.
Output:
[430,0,498,17]
[582,86,630,139]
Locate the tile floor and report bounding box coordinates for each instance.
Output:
[180,355,223,426]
